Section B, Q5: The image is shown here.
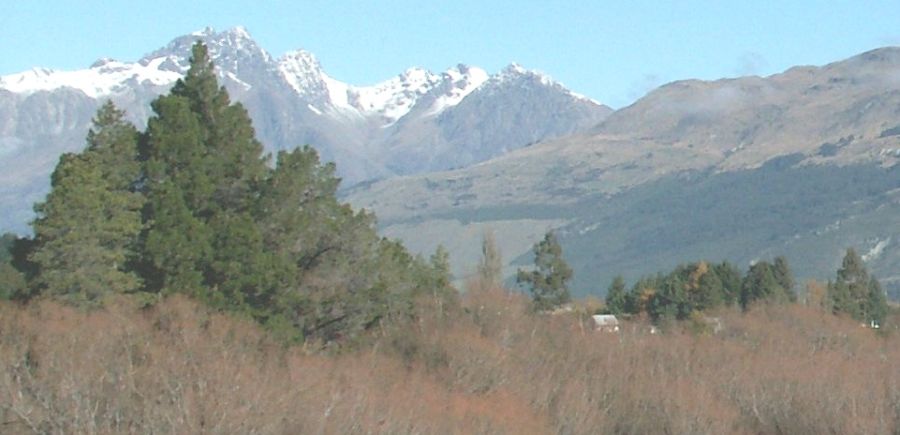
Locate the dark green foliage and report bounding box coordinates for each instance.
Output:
[713,261,742,306]
[605,275,627,314]
[828,248,888,326]
[429,245,453,291]
[29,101,144,303]
[621,258,797,322]
[740,259,794,309]
[140,41,269,306]
[0,233,15,264]
[19,41,454,347]
[0,235,27,300]
[649,273,690,321]
[866,277,888,326]
[517,231,572,311]
[695,266,725,311]
[772,256,796,301]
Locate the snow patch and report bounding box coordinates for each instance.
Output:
[0,58,181,98]
[862,237,891,262]
[277,49,326,96]
[424,65,489,116]
[224,71,251,90]
[353,67,441,123]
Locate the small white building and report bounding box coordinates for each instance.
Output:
[592,314,620,332]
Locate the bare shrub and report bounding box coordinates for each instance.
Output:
[1,290,897,434]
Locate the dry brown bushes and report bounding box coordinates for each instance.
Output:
[1,287,898,434]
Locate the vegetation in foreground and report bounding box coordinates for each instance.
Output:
[1,284,899,434]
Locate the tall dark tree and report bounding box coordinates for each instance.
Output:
[741,260,792,309]
[0,234,26,300]
[605,275,627,314]
[713,261,743,306]
[649,273,689,320]
[517,231,572,311]
[140,42,268,300]
[30,101,143,302]
[829,248,887,326]
[772,256,796,302]
[695,264,725,311]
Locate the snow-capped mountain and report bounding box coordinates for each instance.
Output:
[0,26,611,234]
[345,46,900,300]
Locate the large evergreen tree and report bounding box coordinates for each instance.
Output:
[517,231,572,311]
[140,42,269,302]
[30,101,143,302]
[829,248,887,326]
[14,41,455,346]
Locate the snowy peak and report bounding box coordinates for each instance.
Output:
[494,62,556,87]
[423,64,489,116]
[0,58,181,98]
[0,25,605,122]
[351,67,441,123]
[483,62,602,105]
[141,26,272,74]
[277,49,329,100]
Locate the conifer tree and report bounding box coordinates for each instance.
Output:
[740,260,792,309]
[30,101,143,301]
[713,261,743,306]
[517,231,572,311]
[829,248,888,325]
[772,256,796,301]
[141,42,268,300]
[605,275,627,314]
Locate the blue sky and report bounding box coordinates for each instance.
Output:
[3,1,900,108]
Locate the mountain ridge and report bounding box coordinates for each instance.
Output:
[343,44,900,298]
[0,26,610,234]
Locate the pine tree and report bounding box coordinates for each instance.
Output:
[713,261,743,306]
[741,261,780,309]
[30,101,143,302]
[866,277,888,327]
[140,42,268,301]
[695,264,725,311]
[772,256,796,301]
[605,275,627,314]
[0,234,27,300]
[517,231,572,311]
[829,248,887,325]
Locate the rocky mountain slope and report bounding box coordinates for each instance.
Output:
[344,47,900,299]
[0,26,610,233]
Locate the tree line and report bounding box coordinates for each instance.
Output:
[601,248,887,326]
[0,42,455,345]
[513,231,889,327]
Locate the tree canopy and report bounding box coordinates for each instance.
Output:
[12,42,455,346]
[517,231,572,311]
